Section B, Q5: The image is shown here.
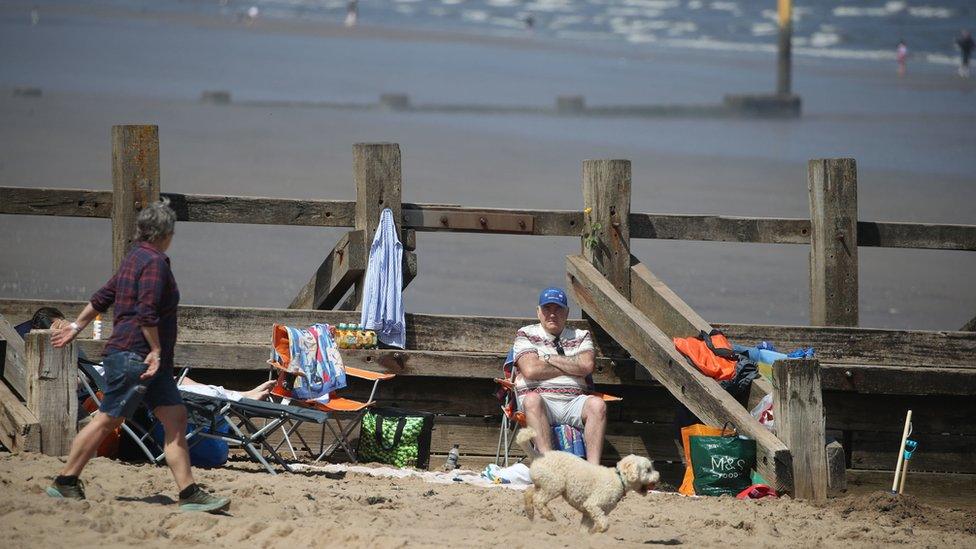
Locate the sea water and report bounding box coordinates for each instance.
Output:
[64,0,976,67]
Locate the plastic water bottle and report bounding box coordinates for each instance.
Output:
[444,444,460,471]
[92,314,102,340]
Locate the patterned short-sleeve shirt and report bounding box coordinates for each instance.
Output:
[512,323,594,400]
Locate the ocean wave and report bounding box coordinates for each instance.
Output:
[908,6,952,19]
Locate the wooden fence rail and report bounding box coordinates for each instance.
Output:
[2,187,975,250]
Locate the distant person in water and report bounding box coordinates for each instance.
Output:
[345,0,358,28]
[957,30,974,78]
[524,14,535,31]
[896,40,908,77]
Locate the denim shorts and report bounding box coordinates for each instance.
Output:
[99,351,183,418]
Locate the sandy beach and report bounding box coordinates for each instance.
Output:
[1,452,974,548]
[1,2,975,330]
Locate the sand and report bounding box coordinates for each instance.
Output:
[1,451,974,548]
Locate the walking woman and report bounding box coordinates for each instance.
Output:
[47,198,230,513]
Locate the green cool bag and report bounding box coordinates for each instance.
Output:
[689,432,757,496]
[357,406,434,469]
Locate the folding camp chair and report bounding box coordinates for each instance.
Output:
[269,365,395,463]
[76,357,165,464]
[176,390,329,474]
[494,349,622,466]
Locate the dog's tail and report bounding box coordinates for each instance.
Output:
[515,427,543,461]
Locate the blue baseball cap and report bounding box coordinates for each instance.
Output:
[538,287,568,309]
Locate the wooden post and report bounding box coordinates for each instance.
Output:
[25,330,77,456]
[772,359,827,500]
[808,158,858,327]
[776,0,793,95]
[826,440,847,496]
[112,125,160,270]
[582,160,631,299]
[350,143,403,309]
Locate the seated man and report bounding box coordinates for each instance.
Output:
[513,287,606,464]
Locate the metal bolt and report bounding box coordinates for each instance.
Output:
[479,217,487,226]
[518,220,526,230]
[440,216,449,226]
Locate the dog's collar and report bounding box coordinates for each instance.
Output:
[615,466,627,491]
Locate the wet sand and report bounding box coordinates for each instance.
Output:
[0,4,974,330]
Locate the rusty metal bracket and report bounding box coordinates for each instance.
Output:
[403,208,534,234]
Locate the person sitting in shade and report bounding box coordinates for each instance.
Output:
[513,287,606,464]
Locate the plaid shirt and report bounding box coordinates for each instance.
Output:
[91,242,180,368]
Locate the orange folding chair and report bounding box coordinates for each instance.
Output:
[266,323,395,463]
[493,349,621,466]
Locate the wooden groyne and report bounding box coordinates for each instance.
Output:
[1,126,975,497]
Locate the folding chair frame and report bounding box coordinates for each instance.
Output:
[76,359,165,464]
[270,365,394,464]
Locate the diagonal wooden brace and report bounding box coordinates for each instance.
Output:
[290,230,367,310]
[566,254,794,494]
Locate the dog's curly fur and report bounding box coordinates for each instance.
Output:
[516,427,660,533]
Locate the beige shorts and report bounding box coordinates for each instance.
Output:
[516,393,590,429]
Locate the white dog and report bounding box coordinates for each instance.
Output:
[516,427,660,533]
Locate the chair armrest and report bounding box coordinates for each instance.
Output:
[345,366,395,381]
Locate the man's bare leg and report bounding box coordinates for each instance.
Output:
[154,404,194,491]
[521,393,553,452]
[59,412,125,476]
[581,396,607,465]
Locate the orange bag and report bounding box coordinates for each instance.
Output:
[673,330,737,381]
[82,395,120,458]
[678,423,729,496]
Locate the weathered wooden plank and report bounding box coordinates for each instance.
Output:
[820,364,976,395]
[403,204,581,236]
[163,193,356,227]
[808,158,858,327]
[823,392,976,435]
[0,187,113,218]
[849,431,976,474]
[25,330,77,456]
[0,379,41,453]
[401,208,534,235]
[772,359,827,500]
[566,254,793,493]
[630,214,811,244]
[111,125,160,270]
[857,221,976,251]
[961,315,976,333]
[0,314,28,399]
[289,230,367,310]
[629,258,711,338]
[718,323,976,369]
[77,340,643,385]
[583,159,631,298]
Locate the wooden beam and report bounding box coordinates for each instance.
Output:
[961,315,976,333]
[0,379,41,453]
[0,314,28,399]
[808,158,858,327]
[25,330,77,456]
[772,359,827,500]
[3,186,973,250]
[565,254,793,493]
[0,187,113,218]
[163,193,355,227]
[111,125,160,270]
[717,323,976,369]
[289,230,367,310]
[629,213,811,244]
[77,340,643,386]
[582,159,631,298]
[350,143,404,309]
[857,221,976,251]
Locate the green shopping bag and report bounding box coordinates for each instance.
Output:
[357,407,434,469]
[689,428,757,496]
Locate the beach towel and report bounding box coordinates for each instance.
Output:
[360,208,405,348]
[271,323,346,404]
[552,424,586,458]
